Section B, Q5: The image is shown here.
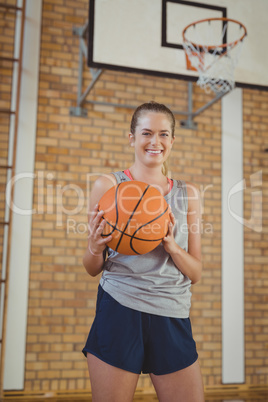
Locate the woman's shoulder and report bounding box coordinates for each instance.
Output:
[90,173,117,204]
[94,172,117,187]
[184,181,201,212]
[173,179,199,193]
[184,181,200,194]
[173,179,200,210]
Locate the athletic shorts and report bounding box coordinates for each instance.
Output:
[82,285,198,375]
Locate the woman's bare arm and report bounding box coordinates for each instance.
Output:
[82,174,116,277]
[162,182,202,284]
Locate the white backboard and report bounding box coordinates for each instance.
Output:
[88,0,268,91]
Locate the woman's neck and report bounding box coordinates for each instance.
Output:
[128,164,169,195]
[128,164,164,182]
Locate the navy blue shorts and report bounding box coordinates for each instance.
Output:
[82,285,198,375]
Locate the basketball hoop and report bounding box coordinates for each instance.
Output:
[182,18,247,93]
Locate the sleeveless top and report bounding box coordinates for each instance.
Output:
[99,171,192,318]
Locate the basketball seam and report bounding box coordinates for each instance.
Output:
[102,218,165,242]
[100,182,170,255]
[129,204,169,254]
[115,184,150,252]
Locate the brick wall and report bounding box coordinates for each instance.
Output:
[1,0,267,393]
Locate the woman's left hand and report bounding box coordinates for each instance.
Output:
[162,211,178,255]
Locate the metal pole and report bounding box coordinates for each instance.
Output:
[192,90,227,117]
[78,69,103,106]
[77,38,83,106]
[180,82,197,129]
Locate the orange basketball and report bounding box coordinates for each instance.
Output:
[98,180,170,255]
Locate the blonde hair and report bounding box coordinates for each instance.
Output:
[162,160,169,176]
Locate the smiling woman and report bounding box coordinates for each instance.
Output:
[82,101,204,402]
[129,101,176,179]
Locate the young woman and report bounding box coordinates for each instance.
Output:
[82,101,204,402]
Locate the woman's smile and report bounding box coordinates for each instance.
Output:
[145,148,164,155]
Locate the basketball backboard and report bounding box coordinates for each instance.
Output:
[88,0,268,91]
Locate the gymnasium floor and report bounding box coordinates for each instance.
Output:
[1,398,268,401]
[1,391,268,402]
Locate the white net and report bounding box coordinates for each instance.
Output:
[182,19,247,93]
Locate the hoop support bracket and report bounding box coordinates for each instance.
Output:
[69,23,103,117]
[70,22,230,127]
[180,82,228,129]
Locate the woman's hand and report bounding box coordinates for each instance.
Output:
[162,211,178,255]
[87,204,112,256]
[83,203,113,277]
[83,174,116,276]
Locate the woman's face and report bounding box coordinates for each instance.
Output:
[129,112,175,169]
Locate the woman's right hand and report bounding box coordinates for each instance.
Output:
[83,173,116,276]
[87,203,112,257]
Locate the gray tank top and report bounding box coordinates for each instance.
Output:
[99,171,192,318]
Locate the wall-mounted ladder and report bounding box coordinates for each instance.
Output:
[0,0,26,394]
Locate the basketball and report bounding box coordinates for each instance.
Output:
[98,181,170,255]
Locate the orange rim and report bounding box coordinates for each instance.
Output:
[182,17,247,51]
